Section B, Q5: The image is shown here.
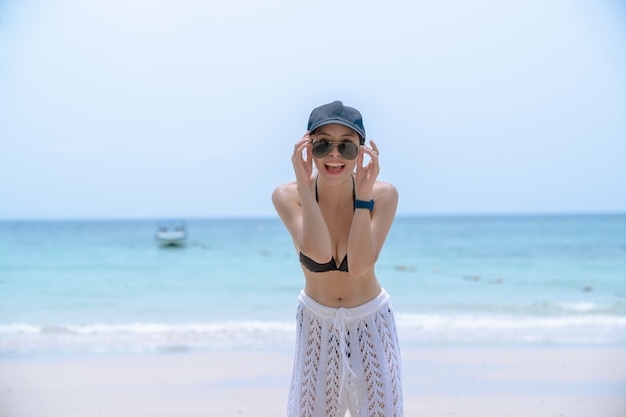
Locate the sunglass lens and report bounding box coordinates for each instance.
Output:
[312,140,331,158]
[339,143,359,160]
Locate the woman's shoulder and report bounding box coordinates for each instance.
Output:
[272,180,296,198]
[272,181,300,211]
[372,181,399,214]
[373,180,398,200]
[273,175,316,200]
[273,180,297,193]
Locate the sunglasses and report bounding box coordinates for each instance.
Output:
[311,140,359,160]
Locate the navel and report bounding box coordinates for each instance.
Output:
[337,297,343,302]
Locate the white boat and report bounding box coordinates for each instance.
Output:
[154,222,187,247]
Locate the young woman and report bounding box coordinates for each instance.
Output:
[272,101,403,416]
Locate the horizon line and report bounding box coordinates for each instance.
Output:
[1,211,625,222]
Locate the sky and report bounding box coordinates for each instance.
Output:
[1,0,625,219]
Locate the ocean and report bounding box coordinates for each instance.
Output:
[1,214,625,357]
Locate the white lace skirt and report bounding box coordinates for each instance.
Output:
[287,289,403,417]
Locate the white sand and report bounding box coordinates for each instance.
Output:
[1,346,625,417]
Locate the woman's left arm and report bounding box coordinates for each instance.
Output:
[347,140,399,277]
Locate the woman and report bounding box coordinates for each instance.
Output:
[272,100,403,416]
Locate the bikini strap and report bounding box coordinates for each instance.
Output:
[352,176,356,209]
[315,176,319,203]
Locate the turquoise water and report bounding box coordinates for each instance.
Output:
[1,215,625,356]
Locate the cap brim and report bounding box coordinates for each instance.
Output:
[309,119,366,141]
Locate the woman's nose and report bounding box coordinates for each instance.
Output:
[328,143,341,157]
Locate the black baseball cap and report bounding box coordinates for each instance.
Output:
[307,100,366,144]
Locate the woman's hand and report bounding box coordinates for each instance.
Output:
[291,132,313,189]
[355,139,380,200]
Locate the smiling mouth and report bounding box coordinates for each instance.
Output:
[325,162,345,173]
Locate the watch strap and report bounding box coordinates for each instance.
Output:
[354,199,375,211]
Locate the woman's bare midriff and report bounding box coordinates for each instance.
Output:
[302,270,382,308]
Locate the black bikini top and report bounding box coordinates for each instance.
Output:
[299,177,355,273]
[300,252,349,273]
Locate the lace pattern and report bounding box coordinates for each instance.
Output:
[287,290,403,417]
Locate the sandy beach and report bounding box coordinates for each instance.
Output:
[1,346,624,417]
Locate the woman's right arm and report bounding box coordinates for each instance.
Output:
[272,134,332,260]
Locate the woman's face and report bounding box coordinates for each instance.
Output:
[311,124,361,178]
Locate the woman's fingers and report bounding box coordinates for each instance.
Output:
[362,140,379,159]
[291,132,313,182]
[293,141,308,159]
[292,133,312,161]
[369,139,379,154]
[360,140,380,172]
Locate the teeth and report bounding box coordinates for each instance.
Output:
[326,162,344,167]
